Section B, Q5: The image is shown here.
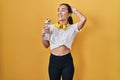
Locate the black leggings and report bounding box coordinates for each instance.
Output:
[48,53,74,80]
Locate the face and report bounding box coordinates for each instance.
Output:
[57,5,71,22]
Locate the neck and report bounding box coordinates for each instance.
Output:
[59,20,68,25]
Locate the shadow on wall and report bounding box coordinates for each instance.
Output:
[72,13,100,80]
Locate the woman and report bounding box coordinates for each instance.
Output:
[42,3,87,80]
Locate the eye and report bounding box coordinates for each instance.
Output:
[61,9,66,12]
[57,7,67,12]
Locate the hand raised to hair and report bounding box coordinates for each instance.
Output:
[70,6,77,13]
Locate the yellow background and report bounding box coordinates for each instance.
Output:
[0,0,120,80]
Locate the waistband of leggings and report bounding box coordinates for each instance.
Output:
[50,52,71,57]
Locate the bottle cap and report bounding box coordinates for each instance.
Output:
[45,18,51,24]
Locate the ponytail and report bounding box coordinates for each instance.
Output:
[68,16,73,24]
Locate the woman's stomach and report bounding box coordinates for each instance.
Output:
[51,45,70,56]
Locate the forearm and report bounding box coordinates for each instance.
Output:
[74,9,86,21]
[42,34,50,48]
[73,9,87,30]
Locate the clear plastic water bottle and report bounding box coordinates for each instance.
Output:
[43,18,51,40]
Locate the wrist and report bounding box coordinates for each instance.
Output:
[72,8,77,13]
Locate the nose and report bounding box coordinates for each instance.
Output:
[58,10,62,14]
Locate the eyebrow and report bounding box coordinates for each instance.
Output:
[61,7,66,9]
[58,8,67,11]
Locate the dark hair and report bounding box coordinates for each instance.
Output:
[60,3,73,24]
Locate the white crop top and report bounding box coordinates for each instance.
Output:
[48,23,81,50]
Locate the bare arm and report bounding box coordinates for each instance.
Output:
[42,34,50,48]
[72,8,87,30]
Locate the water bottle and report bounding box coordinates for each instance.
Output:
[43,18,51,40]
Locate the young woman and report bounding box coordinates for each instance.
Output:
[42,3,87,80]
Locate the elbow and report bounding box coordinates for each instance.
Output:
[44,45,49,48]
[83,16,87,23]
[42,39,50,48]
[43,43,50,48]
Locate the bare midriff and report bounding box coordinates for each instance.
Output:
[51,45,70,56]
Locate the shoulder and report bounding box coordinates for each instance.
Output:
[68,23,77,29]
[68,23,82,32]
[69,23,77,27]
